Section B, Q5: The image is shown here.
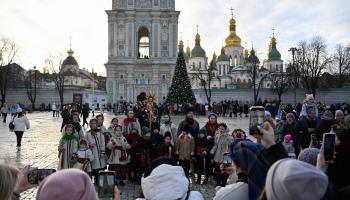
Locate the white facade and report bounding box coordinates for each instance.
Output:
[105,0,179,103]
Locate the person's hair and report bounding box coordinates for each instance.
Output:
[218,123,227,129]
[0,164,19,200]
[89,118,97,124]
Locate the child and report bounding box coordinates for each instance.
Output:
[107,118,119,132]
[157,132,176,158]
[86,118,107,183]
[151,128,164,158]
[176,126,195,178]
[73,138,94,177]
[126,128,140,183]
[58,124,78,170]
[195,129,210,184]
[107,125,130,186]
[283,134,296,158]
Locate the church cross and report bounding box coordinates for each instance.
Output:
[196,24,199,34]
[230,7,234,19]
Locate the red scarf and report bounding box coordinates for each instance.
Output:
[123,117,136,126]
[206,122,218,134]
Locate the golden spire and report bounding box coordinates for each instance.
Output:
[195,24,201,45]
[212,51,217,60]
[221,46,225,54]
[244,42,249,60]
[178,40,184,51]
[186,40,191,57]
[271,28,277,49]
[67,36,74,56]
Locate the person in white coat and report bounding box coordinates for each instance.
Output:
[107,125,130,185]
[159,114,177,145]
[58,124,78,170]
[73,138,94,177]
[12,108,30,151]
[86,118,107,183]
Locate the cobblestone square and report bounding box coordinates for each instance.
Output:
[0,112,249,200]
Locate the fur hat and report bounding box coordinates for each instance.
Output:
[266,158,328,200]
[79,139,88,146]
[286,113,295,120]
[298,148,320,166]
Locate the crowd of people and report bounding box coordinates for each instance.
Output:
[1,93,350,200]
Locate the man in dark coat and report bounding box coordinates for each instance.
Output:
[177,107,200,138]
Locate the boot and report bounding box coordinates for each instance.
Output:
[202,177,208,184]
[196,175,201,184]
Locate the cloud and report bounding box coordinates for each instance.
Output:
[0,0,349,75]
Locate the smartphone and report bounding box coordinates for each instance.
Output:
[249,106,265,135]
[98,171,115,198]
[222,152,232,167]
[323,132,336,161]
[27,169,56,184]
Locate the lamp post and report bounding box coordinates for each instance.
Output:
[288,47,298,107]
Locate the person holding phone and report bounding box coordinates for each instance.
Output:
[0,164,36,200]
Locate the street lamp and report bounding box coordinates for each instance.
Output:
[288,47,299,107]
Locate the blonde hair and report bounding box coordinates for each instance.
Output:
[0,164,19,200]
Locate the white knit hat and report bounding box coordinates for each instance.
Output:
[266,158,328,200]
[17,107,22,113]
[213,182,248,200]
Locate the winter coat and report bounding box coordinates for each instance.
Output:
[86,130,107,169]
[176,134,195,160]
[107,135,130,165]
[58,133,78,170]
[296,116,319,149]
[157,143,176,158]
[210,133,234,163]
[263,142,288,167]
[315,119,335,141]
[13,114,30,132]
[177,117,200,138]
[160,123,177,144]
[73,148,94,172]
[122,117,141,136]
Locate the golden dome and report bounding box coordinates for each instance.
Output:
[195,33,201,45]
[244,48,249,60]
[178,40,184,51]
[212,52,217,60]
[225,18,241,47]
[67,48,74,56]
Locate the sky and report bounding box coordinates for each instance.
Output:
[1,0,349,75]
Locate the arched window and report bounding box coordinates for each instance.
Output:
[199,61,201,69]
[234,56,238,66]
[138,27,150,59]
[229,56,233,66]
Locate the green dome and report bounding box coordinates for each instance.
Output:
[191,44,206,58]
[217,53,229,62]
[268,48,281,61]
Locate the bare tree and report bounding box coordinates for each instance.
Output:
[191,59,217,111]
[247,61,269,105]
[295,36,331,97]
[269,72,290,105]
[45,55,65,107]
[0,39,20,104]
[25,67,39,110]
[332,44,350,87]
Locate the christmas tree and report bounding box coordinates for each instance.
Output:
[167,41,195,104]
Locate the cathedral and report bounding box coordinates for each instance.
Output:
[184,15,284,90]
[105,0,283,104]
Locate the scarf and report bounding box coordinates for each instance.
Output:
[62,134,77,141]
[123,117,136,126]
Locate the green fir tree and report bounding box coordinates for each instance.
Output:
[167,41,195,104]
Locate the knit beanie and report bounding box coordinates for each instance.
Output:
[266,158,328,200]
[36,169,98,200]
[213,182,249,200]
[298,148,320,166]
[286,113,295,120]
[335,110,344,120]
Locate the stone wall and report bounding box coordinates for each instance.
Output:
[193,88,350,105]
